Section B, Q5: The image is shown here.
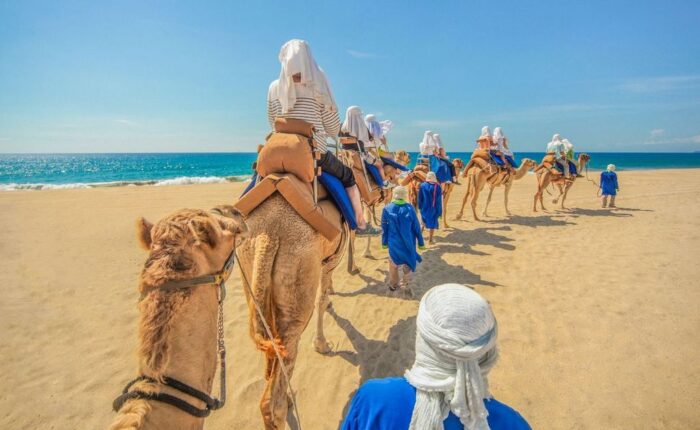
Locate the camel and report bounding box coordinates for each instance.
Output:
[234,192,348,429]
[456,158,537,221]
[533,153,590,211]
[110,208,248,430]
[440,158,464,228]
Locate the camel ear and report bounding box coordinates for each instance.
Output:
[211,205,249,240]
[188,218,219,249]
[137,217,154,250]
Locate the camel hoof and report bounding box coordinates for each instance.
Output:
[325,300,333,311]
[348,267,360,276]
[313,338,332,354]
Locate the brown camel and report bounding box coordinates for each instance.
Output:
[234,192,347,429]
[110,208,248,430]
[440,158,464,228]
[456,158,537,221]
[533,153,590,211]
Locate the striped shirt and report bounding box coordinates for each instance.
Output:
[267,80,341,153]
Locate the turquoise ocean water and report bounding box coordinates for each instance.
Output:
[1,152,699,190]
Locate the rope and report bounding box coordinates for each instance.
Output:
[234,244,304,430]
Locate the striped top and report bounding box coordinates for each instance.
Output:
[267,80,341,153]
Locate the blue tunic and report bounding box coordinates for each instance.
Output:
[504,154,519,168]
[418,182,442,229]
[490,150,505,167]
[600,171,619,196]
[341,377,531,430]
[381,202,424,271]
[429,155,453,183]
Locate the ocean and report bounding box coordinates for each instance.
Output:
[1,152,699,191]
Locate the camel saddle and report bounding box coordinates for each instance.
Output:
[538,153,564,177]
[236,119,342,241]
[339,136,383,206]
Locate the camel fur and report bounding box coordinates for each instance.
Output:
[109,208,248,430]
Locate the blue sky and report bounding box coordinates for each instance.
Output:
[1,0,699,153]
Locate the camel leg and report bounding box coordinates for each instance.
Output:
[313,268,334,354]
[561,182,572,209]
[457,174,472,220]
[346,231,359,275]
[471,184,481,222]
[482,186,494,218]
[362,207,372,258]
[443,185,451,228]
[504,182,512,216]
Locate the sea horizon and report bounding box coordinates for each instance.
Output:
[2,151,699,191]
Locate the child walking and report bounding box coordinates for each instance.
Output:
[600,164,620,208]
[418,172,442,244]
[381,186,425,291]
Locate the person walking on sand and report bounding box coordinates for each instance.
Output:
[600,164,620,208]
[267,39,379,236]
[381,186,425,292]
[341,283,532,430]
[418,172,442,244]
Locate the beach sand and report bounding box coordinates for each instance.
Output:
[1,168,699,429]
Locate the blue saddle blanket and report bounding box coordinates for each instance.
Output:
[365,162,384,186]
[240,172,357,230]
[429,155,453,183]
[380,156,409,172]
[568,161,577,175]
[489,151,505,167]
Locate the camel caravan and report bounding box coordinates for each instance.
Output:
[110,39,587,430]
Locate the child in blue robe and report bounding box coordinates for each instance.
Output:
[418,172,442,244]
[381,186,425,291]
[600,164,620,208]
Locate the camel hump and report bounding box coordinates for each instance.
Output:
[258,121,318,183]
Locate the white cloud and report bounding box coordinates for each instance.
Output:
[115,119,137,126]
[618,75,700,93]
[650,128,665,138]
[346,49,381,59]
[644,133,700,145]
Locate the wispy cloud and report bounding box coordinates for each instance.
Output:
[644,128,700,145]
[618,75,700,93]
[412,119,465,128]
[346,49,381,59]
[115,118,138,126]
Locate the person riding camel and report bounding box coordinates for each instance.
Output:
[365,114,389,154]
[545,133,569,178]
[493,127,515,174]
[267,39,379,236]
[340,106,390,189]
[562,138,578,177]
[419,131,437,165]
[433,134,459,183]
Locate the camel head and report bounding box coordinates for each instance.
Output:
[395,150,411,166]
[137,207,248,289]
[521,158,537,170]
[453,158,465,170]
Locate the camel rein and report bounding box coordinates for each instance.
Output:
[113,247,235,418]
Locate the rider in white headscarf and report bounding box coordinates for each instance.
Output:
[342,106,389,187]
[492,127,513,172]
[546,134,569,178]
[365,114,383,148]
[405,284,499,430]
[420,131,437,158]
[273,39,336,114]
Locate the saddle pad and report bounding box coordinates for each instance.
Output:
[429,155,453,183]
[348,152,382,205]
[257,132,315,183]
[365,162,384,187]
[380,156,409,172]
[234,173,341,241]
[318,172,357,230]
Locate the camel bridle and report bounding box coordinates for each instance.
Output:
[112,246,236,418]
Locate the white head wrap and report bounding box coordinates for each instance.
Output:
[492,127,504,149]
[547,134,564,156]
[421,131,436,154]
[405,284,499,430]
[426,171,437,183]
[380,120,394,135]
[562,138,573,152]
[433,134,443,150]
[607,164,616,172]
[365,114,383,141]
[342,106,371,144]
[480,126,491,138]
[272,39,337,114]
[393,185,408,201]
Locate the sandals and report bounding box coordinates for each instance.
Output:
[356,225,382,237]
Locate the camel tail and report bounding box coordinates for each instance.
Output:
[249,234,284,360]
[109,399,151,430]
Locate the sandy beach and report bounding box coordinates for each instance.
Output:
[1,168,699,429]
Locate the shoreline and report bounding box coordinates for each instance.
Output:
[1,166,698,192]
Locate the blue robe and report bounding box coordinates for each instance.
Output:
[418,182,442,229]
[568,161,577,175]
[600,171,619,196]
[429,155,453,183]
[381,202,424,271]
[341,377,532,430]
[504,154,519,168]
[490,150,505,167]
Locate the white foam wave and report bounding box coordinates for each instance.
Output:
[0,175,251,191]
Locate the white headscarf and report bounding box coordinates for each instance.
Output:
[393,185,408,201]
[480,126,491,138]
[426,171,438,183]
[492,127,505,150]
[365,114,383,141]
[433,134,443,150]
[607,164,616,172]
[342,106,371,144]
[547,134,565,156]
[272,39,337,114]
[405,284,499,430]
[421,131,436,154]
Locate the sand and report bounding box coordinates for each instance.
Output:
[1,168,699,429]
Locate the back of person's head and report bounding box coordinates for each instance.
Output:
[341,106,369,142]
[426,171,437,183]
[406,283,498,429]
[393,186,408,201]
[607,164,616,172]
[481,126,491,137]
